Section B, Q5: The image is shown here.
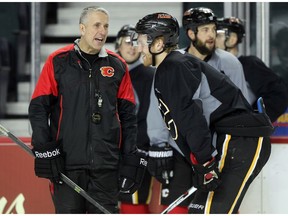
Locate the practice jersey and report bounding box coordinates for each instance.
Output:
[154,50,252,163]
[239,55,288,122]
[147,75,184,155]
[205,48,252,104]
[120,58,155,205]
[184,47,251,105]
[128,59,155,151]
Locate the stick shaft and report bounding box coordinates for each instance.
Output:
[161,186,197,214]
[0,124,111,214]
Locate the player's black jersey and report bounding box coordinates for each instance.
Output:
[239,55,288,122]
[154,50,252,163]
[119,61,155,205]
[129,61,155,151]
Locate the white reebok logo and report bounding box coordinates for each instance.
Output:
[140,158,147,167]
[34,148,61,158]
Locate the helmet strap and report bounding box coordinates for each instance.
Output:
[149,45,166,67]
[152,53,157,66]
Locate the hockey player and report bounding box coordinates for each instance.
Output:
[115,24,155,214]
[28,7,147,213]
[216,17,288,122]
[272,27,288,86]
[142,7,253,213]
[133,12,273,213]
[182,7,252,105]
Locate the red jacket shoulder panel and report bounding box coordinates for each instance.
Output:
[106,49,135,105]
[31,44,74,99]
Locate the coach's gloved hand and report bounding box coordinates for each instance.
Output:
[119,149,148,194]
[147,145,174,185]
[32,140,64,184]
[190,154,221,192]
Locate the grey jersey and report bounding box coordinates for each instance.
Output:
[207,49,253,104]
[147,74,184,156]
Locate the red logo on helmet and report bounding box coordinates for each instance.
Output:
[158,14,172,19]
[100,66,115,77]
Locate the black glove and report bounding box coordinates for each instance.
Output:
[191,155,221,192]
[32,141,65,184]
[119,149,148,194]
[147,145,174,185]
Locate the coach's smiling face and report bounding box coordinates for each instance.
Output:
[79,10,109,54]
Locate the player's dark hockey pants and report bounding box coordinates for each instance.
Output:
[188,112,273,213]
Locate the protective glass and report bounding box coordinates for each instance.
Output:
[216,28,229,38]
[130,33,151,47]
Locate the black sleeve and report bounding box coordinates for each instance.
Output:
[130,65,155,151]
[28,56,59,147]
[239,55,288,122]
[154,58,214,164]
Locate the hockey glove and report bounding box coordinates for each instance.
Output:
[147,145,174,185]
[33,140,65,184]
[191,154,221,192]
[119,149,148,194]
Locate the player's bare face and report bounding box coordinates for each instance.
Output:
[80,11,109,54]
[195,23,216,55]
[137,34,152,67]
[118,37,141,64]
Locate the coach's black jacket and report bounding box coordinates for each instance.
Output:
[29,39,137,170]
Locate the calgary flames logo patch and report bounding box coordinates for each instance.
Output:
[100,66,115,77]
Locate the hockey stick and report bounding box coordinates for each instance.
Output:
[0,124,111,214]
[161,186,197,214]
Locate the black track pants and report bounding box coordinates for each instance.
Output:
[50,169,119,213]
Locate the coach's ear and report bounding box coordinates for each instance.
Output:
[79,23,86,36]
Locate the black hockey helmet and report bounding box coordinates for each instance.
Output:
[273,27,288,48]
[134,12,179,48]
[115,24,136,50]
[217,17,245,43]
[182,7,217,32]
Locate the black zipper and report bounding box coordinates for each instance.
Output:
[77,57,95,166]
